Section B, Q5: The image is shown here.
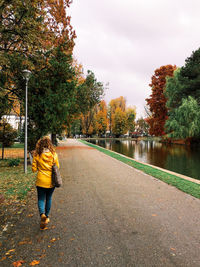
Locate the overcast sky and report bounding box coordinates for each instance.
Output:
[69,0,200,118]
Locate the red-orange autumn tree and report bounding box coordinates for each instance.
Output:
[146,65,176,136]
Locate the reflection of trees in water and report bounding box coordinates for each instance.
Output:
[165,145,200,179]
[109,140,136,158]
[90,139,200,180]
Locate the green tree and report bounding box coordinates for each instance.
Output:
[126,106,136,134]
[165,48,200,139]
[165,96,200,139]
[77,70,104,114]
[136,117,149,136]
[179,48,200,102]
[27,44,76,148]
[78,71,104,136]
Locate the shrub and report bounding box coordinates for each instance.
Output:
[8,158,20,167]
[0,123,18,147]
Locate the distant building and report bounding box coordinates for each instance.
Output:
[2,112,24,130]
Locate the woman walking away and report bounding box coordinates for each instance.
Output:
[32,136,59,229]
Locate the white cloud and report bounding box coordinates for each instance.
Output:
[69,0,200,118]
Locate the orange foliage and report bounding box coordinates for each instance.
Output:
[73,59,85,84]
[43,0,76,49]
[109,96,126,113]
[95,100,108,135]
[146,65,176,136]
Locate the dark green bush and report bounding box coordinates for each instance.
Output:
[8,158,20,167]
[0,123,18,147]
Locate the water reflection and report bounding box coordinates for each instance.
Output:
[89,139,200,180]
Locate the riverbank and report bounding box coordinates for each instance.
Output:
[80,140,200,199]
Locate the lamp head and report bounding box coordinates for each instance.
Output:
[22,69,31,80]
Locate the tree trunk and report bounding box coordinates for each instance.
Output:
[1,123,5,160]
[51,133,57,146]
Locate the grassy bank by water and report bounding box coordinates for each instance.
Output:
[80,140,200,199]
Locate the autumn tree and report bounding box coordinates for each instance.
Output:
[0,0,76,124]
[108,96,126,134]
[112,107,128,137]
[146,65,176,136]
[81,110,96,137]
[95,100,108,137]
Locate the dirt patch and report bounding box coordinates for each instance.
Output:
[0,148,24,159]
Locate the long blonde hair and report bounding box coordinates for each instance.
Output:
[35,136,55,156]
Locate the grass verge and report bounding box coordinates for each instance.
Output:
[0,160,35,202]
[0,142,24,148]
[80,140,200,199]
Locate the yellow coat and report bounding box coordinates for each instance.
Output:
[32,151,59,188]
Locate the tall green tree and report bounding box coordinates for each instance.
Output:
[78,71,104,136]
[179,48,200,102]
[126,106,136,134]
[165,48,200,139]
[27,44,76,149]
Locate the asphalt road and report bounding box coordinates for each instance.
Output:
[1,139,200,266]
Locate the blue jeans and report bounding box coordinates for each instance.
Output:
[36,186,55,217]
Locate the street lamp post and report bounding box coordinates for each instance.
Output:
[22,69,31,173]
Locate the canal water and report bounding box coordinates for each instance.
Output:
[88,139,200,180]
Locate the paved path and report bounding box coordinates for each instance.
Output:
[1,139,200,266]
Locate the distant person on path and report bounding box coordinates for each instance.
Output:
[32,136,59,229]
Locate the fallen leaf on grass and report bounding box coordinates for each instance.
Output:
[6,249,15,255]
[29,260,40,266]
[0,257,6,262]
[12,260,25,266]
